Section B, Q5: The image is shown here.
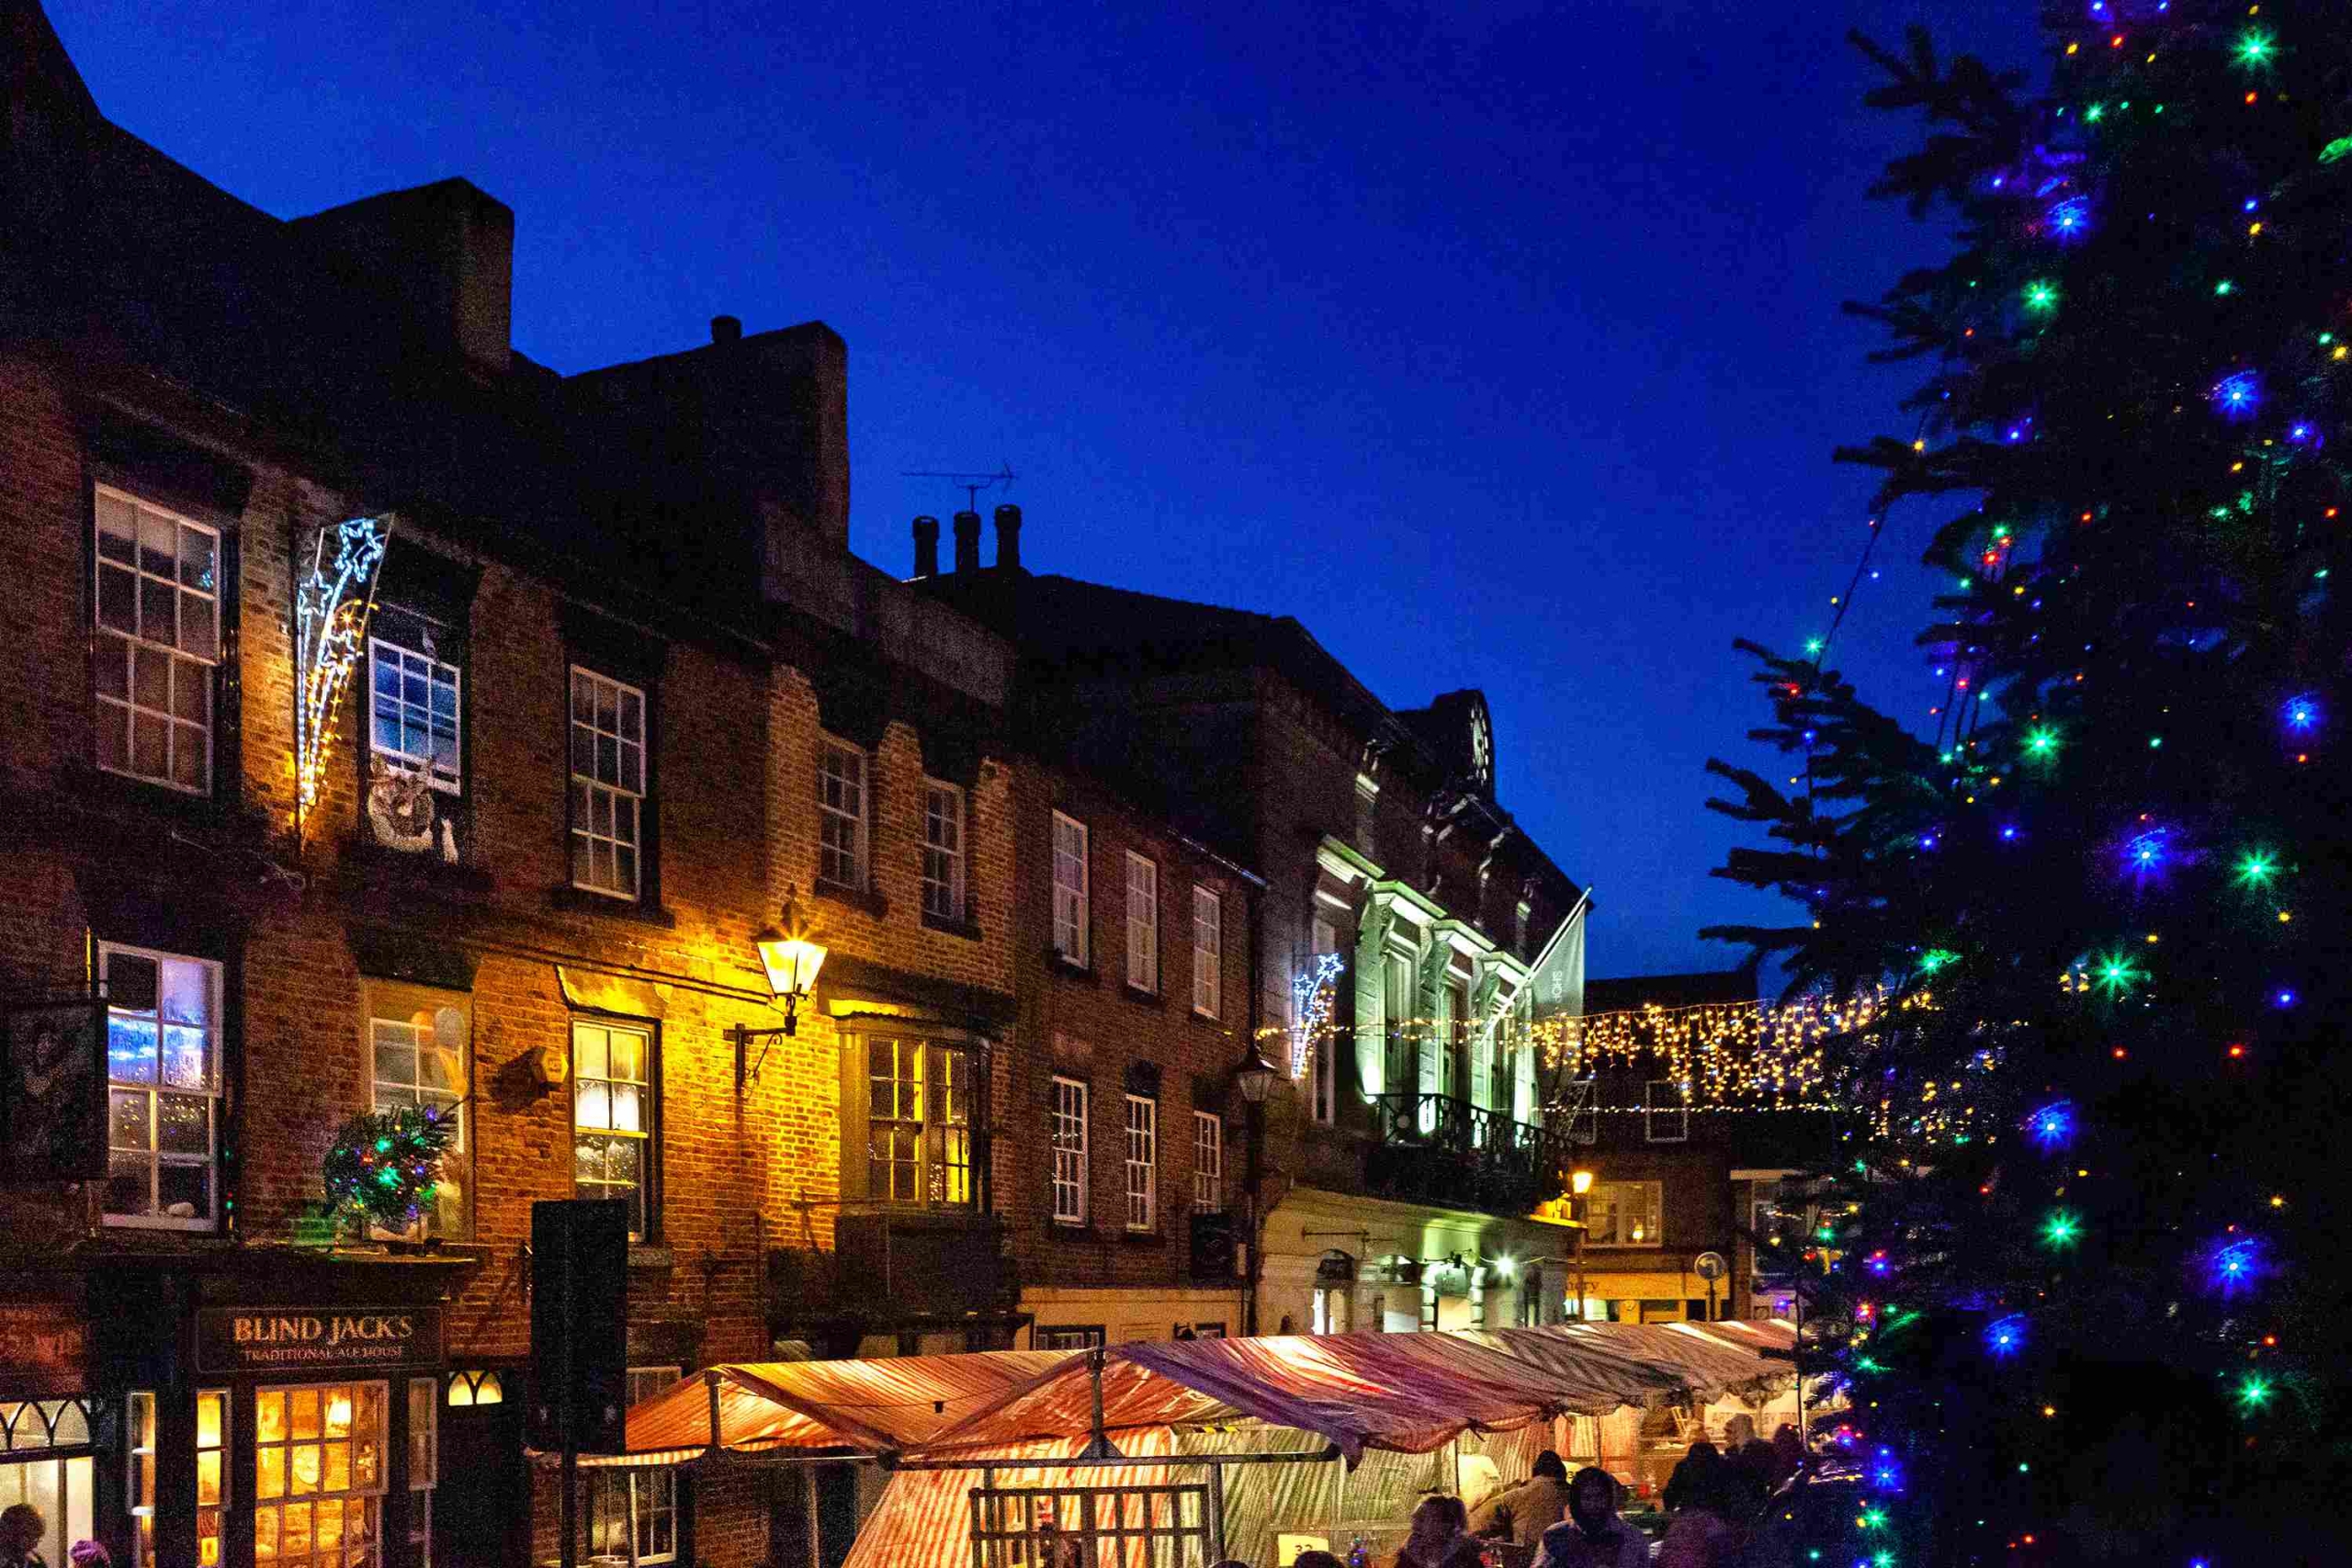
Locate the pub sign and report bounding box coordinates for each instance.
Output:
[197,1306,445,1376]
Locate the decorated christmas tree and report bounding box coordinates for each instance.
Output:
[1704,5,2352,1561]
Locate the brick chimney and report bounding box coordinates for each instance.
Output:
[291,177,514,377]
[993,503,1023,571]
[952,510,982,573]
[912,514,940,578]
[710,314,742,344]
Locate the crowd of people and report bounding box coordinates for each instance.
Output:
[1208,1414,1807,1568]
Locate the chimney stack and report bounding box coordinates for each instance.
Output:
[912,514,941,578]
[993,503,1023,571]
[952,510,982,573]
[291,178,515,377]
[710,314,742,344]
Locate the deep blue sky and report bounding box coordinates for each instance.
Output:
[50,0,2040,976]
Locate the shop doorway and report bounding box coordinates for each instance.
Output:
[434,1372,525,1568]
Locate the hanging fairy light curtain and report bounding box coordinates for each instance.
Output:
[1532,988,1922,1104]
[293,515,392,833]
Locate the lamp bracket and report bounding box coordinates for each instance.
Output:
[732,1002,803,1093]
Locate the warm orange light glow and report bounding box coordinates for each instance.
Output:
[1571,1169,1594,1196]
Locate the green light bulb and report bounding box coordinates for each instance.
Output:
[2024,282,2058,313]
[2236,850,2278,886]
[2239,1375,2271,1409]
[2215,280,2235,297]
[1805,637,1825,655]
[2024,728,2058,758]
[2042,1210,2079,1248]
[2235,29,2273,66]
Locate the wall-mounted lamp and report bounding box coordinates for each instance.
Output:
[734,886,828,1092]
[1232,1041,1281,1105]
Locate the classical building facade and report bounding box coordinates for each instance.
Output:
[919,512,1592,1342]
[0,10,1018,1568]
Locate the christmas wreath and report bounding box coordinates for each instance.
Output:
[321,1104,456,1234]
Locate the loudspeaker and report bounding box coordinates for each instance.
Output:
[529,1199,629,1454]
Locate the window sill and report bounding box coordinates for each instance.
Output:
[1047,953,1097,983]
[815,880,888,919]
[1047,1221,1102,1241]
[1121,985,1166,1010]
[1119,1230,1167,1248]
[342,836,496,902]
[628,1245,675,1269]
[922,909,985,942]
[1191,1007,1224,1024]
[548,886,676,928]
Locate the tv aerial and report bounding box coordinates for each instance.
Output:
[901,463,1017,514]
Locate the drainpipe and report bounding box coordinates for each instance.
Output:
[1245,874,1264,1337]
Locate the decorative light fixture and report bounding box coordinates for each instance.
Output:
[292,515,391,831]
[1233,1041,1281,1105]
[733,887,828,1092]
[1571,1169,1595,1196]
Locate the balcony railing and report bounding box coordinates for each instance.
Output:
[1366,1092,1561,1214]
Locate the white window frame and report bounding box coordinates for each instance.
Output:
[1192,886,1222,1018]
[368,1001,469,1240]
[921,780,965,920]
[1051,1076,1089,1225]
[1587,1180,1664,1248]
[1124,1094,1158,1233]
[818,738,869,891]
[579,1369,681,1563]
[101,942,221,1232]
[1052,812,1091,966]
[1125,852,1159,992]
[572,1020,655,1240]
[93,485,220,795]
[368,636,462,793]
[251,1381,389,1568]
[1645,1078,1690,1144]
[1310,918,1340,1124]
[1191,1111,1223,1213]
[569,666,646,899]
[406,1377,436,1568]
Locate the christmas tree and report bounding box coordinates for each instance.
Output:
[1703,5,2351,1561]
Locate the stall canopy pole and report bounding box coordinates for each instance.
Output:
[1076,1347,1125,1462]
[706,1370,722,1458]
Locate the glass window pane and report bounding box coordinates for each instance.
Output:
[574,1028,608,1082]
[108,1016,158,1086]
[290,1388,321,1441]
[138,510,176,578]
[140,576,177,647]
[574,1080,610,1132]
[97,493,137,558]
[97,566,135,632]
[156,1161,209,1219]
[157,1095,209,1155]
[131,647,170,711]
[161,1025,210,1090]
[110,1090,151,1151]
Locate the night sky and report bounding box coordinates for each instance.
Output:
[50,0,2041,976]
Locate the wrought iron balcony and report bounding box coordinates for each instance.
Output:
[1365,1092,1561,1214]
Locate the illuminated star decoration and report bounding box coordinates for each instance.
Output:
[2210,1237,2260,1298]
[1287,952,1350,1078]
[2211,371,2259,418]
[293,514,393,822]
[2046,196,2090,240]
[2282,695,2318,732]
[1985,1314,2027,1358]
[2026,1100,2074,1150]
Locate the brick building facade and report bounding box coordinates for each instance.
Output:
[0,8,1020,1567]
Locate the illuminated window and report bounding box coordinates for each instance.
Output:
[4,1399,95,1568]
[922,781,965,920]
[1051,813,1090,965]
[572,1021,655,1238]
[1125,1095,1157,1233]
[1125,853,1159,992]
[861,1039,973,1208]
[94,486,218,794]
[1586,1181,1664,1248]
[1036,1326,1103,1351]
[444,1371,504,1407]
[407,1378,436,1567]
[368,637,460,792]
[1051,1077,1089,1224]
[1191,1111,1222,1213]
[369,995,469,1239]
[1192,887,1222,1018]
[818,739,867,891]
[102,944,220,1231]
[252,1382,388,1568]
[569,667,646,898]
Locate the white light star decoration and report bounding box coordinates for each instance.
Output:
[1288,953,1349,1078]
[294,515,391,828]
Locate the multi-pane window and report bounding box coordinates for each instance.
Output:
[370,1004,469,1238]
[1191,1111,1223,1213]
[102,943,220,1231]
[1124,1095,1157,1233]
[572,1021,654,1238]
[582,1369,680,1563]
[1587,1181,1664,1248]
[1645,1078,1690,1144]
[1125,853,1159,992]
[1050,1077,1089,1225]
[1051,813,1090,965]
[1311,919,1340,1124]
[569,668,646,898]
[922,781,964,919]
[1383,953,1415,1094]
[405,1377,435,1568]
[253,1382,387,1568]
[1036,1326,1105,1351]
[131,1389,220,1568]
[5,1400,96,1568]
[865,1039,973,1207]
[818,740,868,891]
[368,637,461,792]
[94,487,219,794]
[1192,887,1222,1018]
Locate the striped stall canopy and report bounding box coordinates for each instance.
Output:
[841,1430,1181,1568]
[620,1350,1073,1460]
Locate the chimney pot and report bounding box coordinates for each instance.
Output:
[993,503,1023,571]
[952,511,983,573]
[710,315,743,344]
[912,515,941,578]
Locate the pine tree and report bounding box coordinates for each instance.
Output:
[1704,6,2352,1561]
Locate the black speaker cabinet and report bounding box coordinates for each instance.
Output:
[529,1199,629,1454]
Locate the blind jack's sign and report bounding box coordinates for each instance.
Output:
[197,1307,443,1375]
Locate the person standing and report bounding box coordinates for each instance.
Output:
[1390,1495,1484,1568]
[1466,1450,1571,1545]
[1533,1469,1648,1568]
[0,1506,49,1568]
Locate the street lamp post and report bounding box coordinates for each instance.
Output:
[1569,1168,1595,1321]
[1233,1042,1279,1337]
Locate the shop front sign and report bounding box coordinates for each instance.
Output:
[0,1300,90,1395]
[196,1306,443,1375]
